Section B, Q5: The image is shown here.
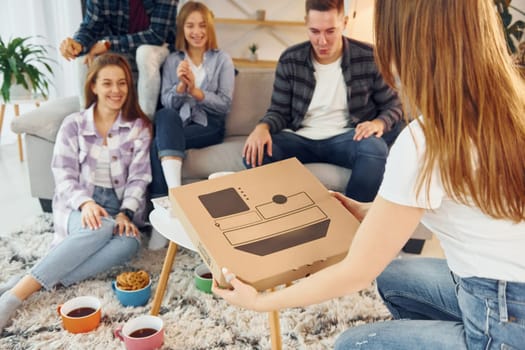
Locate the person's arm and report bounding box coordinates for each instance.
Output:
[370,70,403,133]
[160,53,191,109]
[214,196,424,312]
[120,121,153,216]
[72,0,109,55]
[105,0,178,53]
[258,55,295,133]
[51,114,94,211]
[197,52,235,116]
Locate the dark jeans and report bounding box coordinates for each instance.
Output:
[245,125,402,202]
[149,107,225,198]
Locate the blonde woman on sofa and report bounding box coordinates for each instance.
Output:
[214,0,525,348]
[0,54,152,331]
[148,1,235,249]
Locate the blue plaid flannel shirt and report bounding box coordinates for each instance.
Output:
[74,0,178,55]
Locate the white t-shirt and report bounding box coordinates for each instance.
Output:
[379,120,525,282]
[288,56,350,140]
[188,58,206,88]
[93,145,112,188]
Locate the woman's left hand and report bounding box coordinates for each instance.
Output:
[114,213,139,237]
[212,268,262,311]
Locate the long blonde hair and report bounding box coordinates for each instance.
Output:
[374,0,525,222]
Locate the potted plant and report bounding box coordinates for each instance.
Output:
[248,43,258,62]
[0,36,54,102]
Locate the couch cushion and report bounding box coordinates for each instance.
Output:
[182,135,351,193]
[11,96,80,142]
[225,68,275,137]
[182,136,247,180]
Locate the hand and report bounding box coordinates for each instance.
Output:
[353,119,385,141]
[82,41,110,67]
[330,191,371,222]
[80,201,109,230]
[212,268,261,311]
[177,60,195,91]
[242,123,272,167]
[114,213,139,237]
[60,37,83,60]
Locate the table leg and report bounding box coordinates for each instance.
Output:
[268,309,282,350]
[13,104,23,161]
[150,241,178,316]
[0,104,5,137]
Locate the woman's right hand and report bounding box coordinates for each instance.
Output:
[330,191,371,222]
[80,201,109,230]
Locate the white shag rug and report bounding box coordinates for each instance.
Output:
[0,214,390,350]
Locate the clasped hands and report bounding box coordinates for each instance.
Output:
[176,60,197,95]
[80,201,138,237]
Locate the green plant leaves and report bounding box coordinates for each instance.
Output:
[0,36,55,102]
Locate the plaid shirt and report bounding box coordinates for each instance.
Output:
[51,105,152,247]
[261,37,403,134]
[74,0,178,55]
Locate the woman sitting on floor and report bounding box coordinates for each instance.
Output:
[0,53,152,331]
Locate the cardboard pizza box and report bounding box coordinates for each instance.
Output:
[169,158,360,291]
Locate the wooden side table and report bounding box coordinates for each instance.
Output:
[0,97,44,161]
[149,208,284,350]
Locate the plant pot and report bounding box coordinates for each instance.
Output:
[249,52,258,62]
[0,74,33,101]
[9,83,33,100]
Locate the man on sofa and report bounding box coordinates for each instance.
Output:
[242,0,403,202]
[59,0,179,117]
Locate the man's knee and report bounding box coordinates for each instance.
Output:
[356,137,389,158]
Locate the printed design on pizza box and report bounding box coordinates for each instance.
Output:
[198,188,330,256]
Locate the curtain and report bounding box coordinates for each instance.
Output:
[0,0,82,99]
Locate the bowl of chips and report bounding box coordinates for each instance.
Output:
[112,270,151,307]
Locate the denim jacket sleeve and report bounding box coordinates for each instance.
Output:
[198,50,235,116]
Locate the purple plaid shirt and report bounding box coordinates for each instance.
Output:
[51,105,152,247]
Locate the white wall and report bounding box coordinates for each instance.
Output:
[195,0,307,61]
[346,0,374,43]
[0,0,82,99]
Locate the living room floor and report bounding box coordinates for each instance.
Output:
[0,133,444,258]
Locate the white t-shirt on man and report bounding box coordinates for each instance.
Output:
[288,56,350,140]
[379,120,525,282]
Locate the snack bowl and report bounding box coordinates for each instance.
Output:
[112,280,152,307]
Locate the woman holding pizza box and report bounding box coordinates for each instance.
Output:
[213,0,525,348]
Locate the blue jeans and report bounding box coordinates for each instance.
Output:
[335,258,525,349]
[30,187,139,290]
[149,107,225,198]
[246,130,390,202]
